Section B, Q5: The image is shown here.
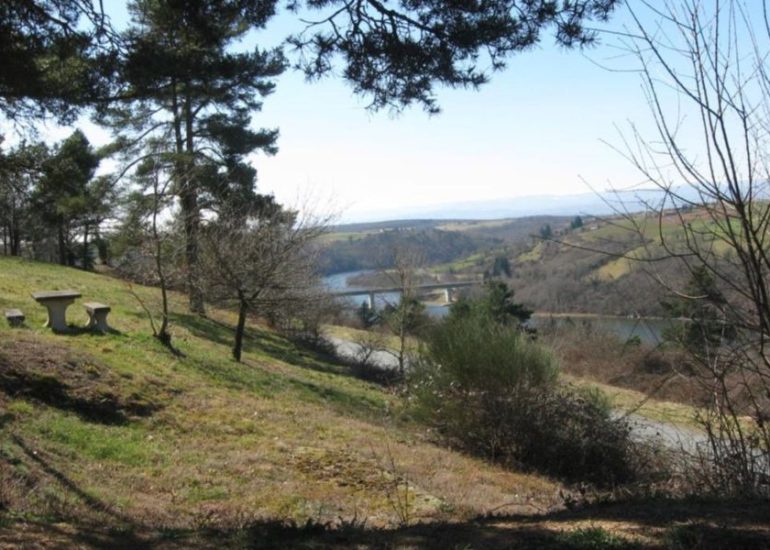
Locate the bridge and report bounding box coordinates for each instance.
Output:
[331,281,479,310]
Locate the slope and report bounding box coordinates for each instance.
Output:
[0,256,562,543]
[2,257,768,548]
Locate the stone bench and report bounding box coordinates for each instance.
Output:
[84,302,111,333]
[5,309,24,327]
[32,290,82,332]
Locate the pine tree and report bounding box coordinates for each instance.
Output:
[0,1,115,122]
[100,0,285,314]
[31,130,103,266]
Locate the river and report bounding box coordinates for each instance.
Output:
[324,270,678,346]
[324,269,453,318]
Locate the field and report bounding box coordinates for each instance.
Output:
[1,257,768,548]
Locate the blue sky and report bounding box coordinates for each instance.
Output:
[10,1,763,222]
[248,4,655,220]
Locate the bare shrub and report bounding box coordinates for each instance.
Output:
[601,1,770,495]
[200,203,329,362]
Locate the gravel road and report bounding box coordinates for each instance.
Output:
[328,335,709,454]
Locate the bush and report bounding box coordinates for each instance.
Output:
[409,316,642,486]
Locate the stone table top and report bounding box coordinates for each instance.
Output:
[31,290,82,302]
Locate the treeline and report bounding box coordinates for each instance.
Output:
[319,227,490,274]
[0,2,320,358]
[0,131,114,268]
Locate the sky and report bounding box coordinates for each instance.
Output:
[249,4,655,221]
[6,1,764,222]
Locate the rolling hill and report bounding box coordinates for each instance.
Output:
[322,210,719,317]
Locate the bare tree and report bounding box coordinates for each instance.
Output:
[199,203,328,362]
[379,247,430,376]
[607,0,770,495]
[118,149,180,349]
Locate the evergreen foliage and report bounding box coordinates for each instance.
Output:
[290,0,619,112]
[410,314,640,485]
[491,255,512,278]
[662,266,737,353]
[0,141,46,257]
[357,300,379,329]
[31,130,113,268]
[100,0,286,313]
[0,1,115,122]
[449,280,531,326]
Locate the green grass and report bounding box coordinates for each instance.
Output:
[30,411,164,467]
[430,251,489,273]
[553,527,638,550]
[5,256,767,549]
[0,255,564,533]
[565,375,700,429]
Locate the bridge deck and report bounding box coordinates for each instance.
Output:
[331,281,477,297]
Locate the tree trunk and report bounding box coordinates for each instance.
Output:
[398,319,406,376]
[58,225,66,265]
[171,77,205,315]
[233,298,248,362]
[153,181,171,347]
[181,188,204,314]
[10,209,20,256]
[183,86,205,315]
[82,221,89,270]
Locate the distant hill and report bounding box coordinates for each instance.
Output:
[441,209,716,316]
[323,208,720,316]
[345,188,689,223]
[320,216,572,274]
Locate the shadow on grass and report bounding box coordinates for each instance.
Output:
[172,312,369,379]
[0,337,160,426]
[0,369,154,425]
[11,435,137,526]
[4,495,770,549]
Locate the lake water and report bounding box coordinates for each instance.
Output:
[324,270,451,317]
[324,270,677,345]
[527,315,675,346]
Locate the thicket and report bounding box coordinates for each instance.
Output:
[408,311,645,486]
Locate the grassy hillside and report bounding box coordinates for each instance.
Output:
[0,257,563,545]
[2,257,768,548]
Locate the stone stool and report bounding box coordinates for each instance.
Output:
[84,302,111,333]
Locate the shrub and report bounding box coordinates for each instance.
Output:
[409,315,643,486]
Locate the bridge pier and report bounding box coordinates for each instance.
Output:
[367,292,375,311]
[443,287,452,303]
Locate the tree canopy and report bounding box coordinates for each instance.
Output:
[1,0,620,122]
[100,0,286,312]
[290,0,619,112]
[0,0,115,122]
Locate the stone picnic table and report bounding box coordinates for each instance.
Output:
[31,290,82,332]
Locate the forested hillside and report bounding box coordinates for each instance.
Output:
[321,211,716,316]
[319,216,571,274]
